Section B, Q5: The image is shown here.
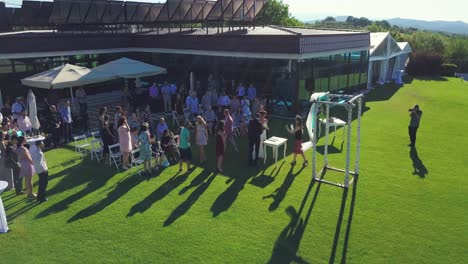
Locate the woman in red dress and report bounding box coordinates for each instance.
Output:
[216,121,226,174]
[286,115,308,166]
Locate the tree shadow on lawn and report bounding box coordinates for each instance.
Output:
[164,171,217,226]
[410,146,428,178]
[268,171,324,264]
[365,83,402,102]
[127,170,193,217]
[67,171,147,223]
[263,164,306,211]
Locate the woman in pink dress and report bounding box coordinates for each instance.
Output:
[17,136,36,198]
[117,117,132,170]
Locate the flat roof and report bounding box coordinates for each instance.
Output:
[0,26,370,60]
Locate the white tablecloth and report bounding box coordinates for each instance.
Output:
[0,181,8,233]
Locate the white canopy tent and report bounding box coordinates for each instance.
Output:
[368,33,412,88]
[91,57,167,79]
[21,64,116,112]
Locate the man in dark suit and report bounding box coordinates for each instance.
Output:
[248,113,264,166]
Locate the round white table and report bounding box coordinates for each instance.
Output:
[0,181,9,233]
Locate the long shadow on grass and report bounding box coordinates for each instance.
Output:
[67,172,146,223]
[210,168,257,217]
[263,164,306,211]
[410,147,428,178]
[268,171,324,264]
[35,164,115,219]
[365,83,402,102]
[5,199,39,223]
[164,172,217,226]
[127,170,192,217]
[340,175,358,263]
[249,161,285,189]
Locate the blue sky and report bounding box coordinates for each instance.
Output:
[5,0,468,23]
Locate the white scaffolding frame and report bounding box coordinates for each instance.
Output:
[309,93,363,188]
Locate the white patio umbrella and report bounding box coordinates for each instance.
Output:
[21,64,117,112]
[27,89,40,130]
[91,57,167,79]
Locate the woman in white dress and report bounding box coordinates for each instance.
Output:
[195,116,208,164]
[256,107,268,159]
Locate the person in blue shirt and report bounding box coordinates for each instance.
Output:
[186,91,199,120]
[156,117,168,140]
[247,83,257,101]
[236,82,246,99]
[161,81,172,113]
[60,101,73,143]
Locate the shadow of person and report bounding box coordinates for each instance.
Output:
[263,165,306,211]
[267,206,310,264]
[410,147,428,178]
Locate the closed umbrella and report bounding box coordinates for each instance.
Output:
[27,90,40,130]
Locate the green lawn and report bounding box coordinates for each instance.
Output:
[1,77,467,263]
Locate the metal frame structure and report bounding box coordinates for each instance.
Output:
[310,93,363,188]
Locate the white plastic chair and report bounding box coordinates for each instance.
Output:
[130,148,144,175]
[108,143,122,170]
[90,139,104,163]
[73,134,90,158]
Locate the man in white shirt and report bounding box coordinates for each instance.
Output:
[31,141,48,203]
[12,97,25,120]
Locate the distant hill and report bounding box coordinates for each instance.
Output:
[304,16,468,35]
[387,18,468,35]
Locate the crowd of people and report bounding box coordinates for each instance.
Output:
[0,75,310,201]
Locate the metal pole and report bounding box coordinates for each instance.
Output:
[312,103,317,180]
[324,103,330,166]
[354,97,362,175]
[345,104,352,188]
[69,87,76,114]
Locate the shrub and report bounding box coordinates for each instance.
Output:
[407,52,443,75]
[441,63,458,76]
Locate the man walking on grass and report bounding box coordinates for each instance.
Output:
[408,105,422,147]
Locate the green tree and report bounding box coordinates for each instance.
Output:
[324,16,336,22]
[445,37,468,60]
[256,0,304,26]
[403,31,446,54]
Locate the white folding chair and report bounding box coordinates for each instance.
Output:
[130,148,145,175]
[108,143,122,170]
[90,139,104,163]
[73,134,90,158]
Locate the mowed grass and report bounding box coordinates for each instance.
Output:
[1,77,467,263]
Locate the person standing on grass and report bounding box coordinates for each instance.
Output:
[223,109,239,152]
[142,105,153,133]
[178,122,193,172]
[17,136,36,199]
[408,105,422,147]
[76,86,87,113]
[216,121,226,174]
[195,116,208,165]
[138,123,153,176]
[5,135,22,195]
[101,115,116,165]
[47,105,61,148]
[114,106,123,131]
[286,115,308,166]
[156,117,168,140]
[117,117,132,170]
[162,81,172,113]
[31,140,48,203]
[247,83,257,102]
[17,110,32,135]
[248,113,263,166]
[60,101,73,143]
